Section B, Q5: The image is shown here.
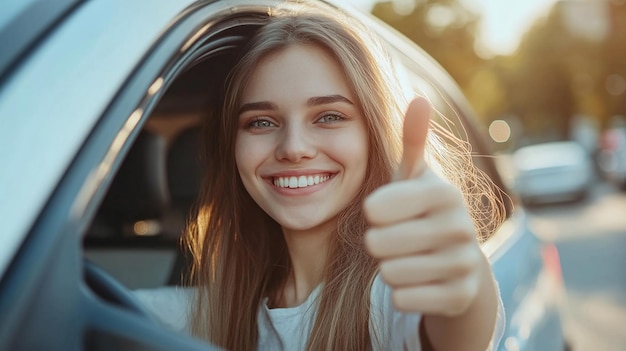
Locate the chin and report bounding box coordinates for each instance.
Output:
[274,214,336,234]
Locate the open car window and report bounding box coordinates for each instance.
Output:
[84,1,515,289]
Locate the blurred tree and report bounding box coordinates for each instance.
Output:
[465,61,509,126]
[371,0,484,90]
[372,0,626,146]
[504,0,625,141]
[505,5,578,142]
[601,1,626,128]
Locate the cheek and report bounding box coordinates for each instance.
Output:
[348,126,369,160]
[325,128,369,175]
[235,134,269,178]
[234,135,253,178]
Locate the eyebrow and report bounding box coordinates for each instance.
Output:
[238,101,278,115]
[307,95,354,106]
[238,95,354,115]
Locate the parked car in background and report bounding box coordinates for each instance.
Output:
[597,126,626,190]
[512,141,593,206]
[0,0,568,350]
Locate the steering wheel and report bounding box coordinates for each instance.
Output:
[83,259,154,318]
[82,259,222,350]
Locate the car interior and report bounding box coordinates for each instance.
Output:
[81,12,273,290]
[83,47,235,289]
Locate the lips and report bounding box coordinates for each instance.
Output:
[271,173,333,188]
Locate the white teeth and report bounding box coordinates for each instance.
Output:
[289,177,298,188]
[273,174,332,188]
[298,176,307,187]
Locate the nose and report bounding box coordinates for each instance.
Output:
[275,124,317,162]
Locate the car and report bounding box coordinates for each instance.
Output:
[0,0,569,350]
[512,141,593,205]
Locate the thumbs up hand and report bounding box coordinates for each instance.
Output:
[364,97,487,317]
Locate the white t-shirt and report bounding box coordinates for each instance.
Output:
[134,274,505,350]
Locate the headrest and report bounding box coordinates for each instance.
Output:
[167,126,204,208]
[100,130,169,222]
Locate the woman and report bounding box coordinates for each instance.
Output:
[138,4,505,351]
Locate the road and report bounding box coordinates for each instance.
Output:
[526,180,626,351]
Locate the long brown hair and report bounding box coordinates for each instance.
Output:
[184,4,504,351]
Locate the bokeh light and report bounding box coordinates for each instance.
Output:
[489,120,511,143]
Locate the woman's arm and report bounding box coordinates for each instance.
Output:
[364,98,502,350]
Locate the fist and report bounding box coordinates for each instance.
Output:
[363,98,485,317]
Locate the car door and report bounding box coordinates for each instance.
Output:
[0,1,279,349]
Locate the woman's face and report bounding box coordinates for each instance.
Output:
[235,44,369,234]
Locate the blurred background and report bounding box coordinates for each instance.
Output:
[346,0,626,349]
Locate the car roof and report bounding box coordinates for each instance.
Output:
[0,0,83,84]
[0,0,197,278]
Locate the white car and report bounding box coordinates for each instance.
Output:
[513,141,593,205]
[0,0,568,350]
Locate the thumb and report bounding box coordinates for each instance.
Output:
[395,97,431,181]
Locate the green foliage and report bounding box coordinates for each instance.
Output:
[372,0,484,90]
[372,0,626,148]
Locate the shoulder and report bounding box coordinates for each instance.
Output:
[133,286,195,334]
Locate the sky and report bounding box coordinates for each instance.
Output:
[344,0,559,56]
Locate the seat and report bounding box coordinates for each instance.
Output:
[84,130,177,289]
[163,125,205,285]
[166,126,204,228]
[86,130,170,239]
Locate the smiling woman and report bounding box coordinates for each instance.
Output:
[131,3,507,351]
[235,44,369,233]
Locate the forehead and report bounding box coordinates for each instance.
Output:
[241,44,355,103]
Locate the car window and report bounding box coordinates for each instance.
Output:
[86,4,514,292]
[83,9,273,290]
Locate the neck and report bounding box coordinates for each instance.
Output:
[277,218,335,308]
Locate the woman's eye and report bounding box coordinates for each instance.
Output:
[247,118,276,129]
[316,113,345,124]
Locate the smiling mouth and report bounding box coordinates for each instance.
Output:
[272,174,333,188]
